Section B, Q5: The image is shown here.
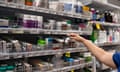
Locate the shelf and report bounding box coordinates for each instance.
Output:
[90,21,120,27]
[0,47,88,60]
[97,42,120,47]
[88,0,120,11]
[46,62,92,72]
[0,1,91,20]
[0,28,92,35]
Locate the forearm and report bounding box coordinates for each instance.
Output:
[80,38,116,68]
[82,39,106,60]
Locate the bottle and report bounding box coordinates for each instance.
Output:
[51,53,63,68]
[33,0,42,7]
[61,21,68,30]
[48,20,56,30]
[49,0,59,10]
[98,30,107,43]
[30,15,38,28]
[23,14,31,28]
[82,6,91,17]
[25,0,33,6]
[45,37,53,49]
[56,22,62,30]
[114,29,120,42]
[107,29,113,43]
[37,38,46,50]
[37,16,43,28]
[39,0,49,8]
[75,1,83,13]
[91,8,97,21]
[56,0,64,11]
[96,10,100,21]
[66,20,72,30]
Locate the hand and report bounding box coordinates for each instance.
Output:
[67,33,86,42]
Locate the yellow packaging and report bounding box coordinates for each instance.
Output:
[82,6,90,11]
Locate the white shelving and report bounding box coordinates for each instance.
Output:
[88,0,120,11]
[90,21,120,27]
[0,28,92,35]
[0,47,87,60]
[46,62,93,72]
[0,1,91,20]
[97,42,120,47]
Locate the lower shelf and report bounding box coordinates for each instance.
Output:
[14,62,92,72]
[46,62,92,72]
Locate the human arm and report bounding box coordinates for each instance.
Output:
[68,33,116,69]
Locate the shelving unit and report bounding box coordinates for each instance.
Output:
[0,47,88,60]
[46,62,93,72]
[0,0,120,72]
[0,28,91,35]
[88,0,120,11]
[90,21,120,27]
[0,1,91,20]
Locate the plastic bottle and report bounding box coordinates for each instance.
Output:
[49,0,59,10]
[48,20,56,30]
[33,0,42,7]
[56,22,62,30]
[37,16,43,28]
[23,14,31,28]
[45,38,53,49]
[51,53,63,68]
[66,20,72,30]
[30,15,38,28]
[75,1,83,13]
[25,0,33,6]
[91,8,97,21]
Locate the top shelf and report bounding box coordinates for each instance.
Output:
[0,1,91,20]
[88,0,120,11]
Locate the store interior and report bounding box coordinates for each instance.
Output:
[0,0,120,72]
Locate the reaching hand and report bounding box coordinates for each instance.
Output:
[67,33,86,42]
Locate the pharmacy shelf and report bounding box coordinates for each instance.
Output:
[0,28,92,35]
[14,62,92,72]
[0,47,88,60]
[88,0,120,11]
[0,1,91,20]
[46,62,92,72]
[90,21,120,27]
[97,42,120,47]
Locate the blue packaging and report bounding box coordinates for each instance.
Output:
[75,5,82,13]
[64,3,72,12]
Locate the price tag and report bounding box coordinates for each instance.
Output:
[11,29,24,34]
[30,29,39,34]
[65,52,71,57]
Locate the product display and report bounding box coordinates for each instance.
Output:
[0,0,120,72]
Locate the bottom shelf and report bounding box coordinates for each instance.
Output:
[5,62,92,72]
[35,62,93,72]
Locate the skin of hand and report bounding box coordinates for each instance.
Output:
[67,33,85,42]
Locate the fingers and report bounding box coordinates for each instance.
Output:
[67,33,78,37]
